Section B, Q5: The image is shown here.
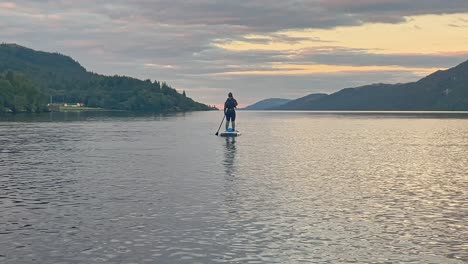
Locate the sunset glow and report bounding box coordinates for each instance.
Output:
[211,13,468,79]
[1,1,467,105]
[215,13,468,55]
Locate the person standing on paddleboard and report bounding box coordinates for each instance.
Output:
[224,92,238,131]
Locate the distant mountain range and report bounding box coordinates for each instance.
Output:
[0,44,211,113]
[274,94,327,110]
[245,59,468,111]
[242,98,292,110]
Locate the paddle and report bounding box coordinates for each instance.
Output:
[215,114,225,136]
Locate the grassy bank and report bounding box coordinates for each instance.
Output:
[59,106,104,111]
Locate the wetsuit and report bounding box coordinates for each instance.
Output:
[224,97,238,122]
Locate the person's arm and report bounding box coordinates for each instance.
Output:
[234,99,238,108]
[224,100,228,113]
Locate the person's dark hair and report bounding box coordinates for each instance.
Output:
[228,92,233,98]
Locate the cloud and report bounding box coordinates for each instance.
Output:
[291,48,468,68]
[1,1,468,105]
[0,2,16,9]
[170,70,427,105]
[215,13,468,55]
[213,63,441,77]
[10,0,468,31]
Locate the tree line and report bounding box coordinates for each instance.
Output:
[0,71,47,112]
[0,43,212,113]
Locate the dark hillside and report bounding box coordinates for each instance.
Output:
[0,44,211,112]
[271,60,468,111]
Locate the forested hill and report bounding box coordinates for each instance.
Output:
[242,98,291,110]
[274,93,327,110]
[0,43,211,113]
[271,59,468,111]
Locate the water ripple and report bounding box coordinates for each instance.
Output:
[0,111,467,263]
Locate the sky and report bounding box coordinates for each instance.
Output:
[1,0,468,107]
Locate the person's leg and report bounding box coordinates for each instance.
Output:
[225,111,231,131]
[232,111,236,131]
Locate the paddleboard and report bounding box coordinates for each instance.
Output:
[219,131,241,137]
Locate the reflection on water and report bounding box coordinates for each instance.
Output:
[223,137,237,177]
[1,111,467,264]
[0,111,187,123]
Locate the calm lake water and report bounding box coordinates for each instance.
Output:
[1,111,467,264]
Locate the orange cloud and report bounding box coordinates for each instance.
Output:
[215,64,442,76]
[0,2,16,9]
